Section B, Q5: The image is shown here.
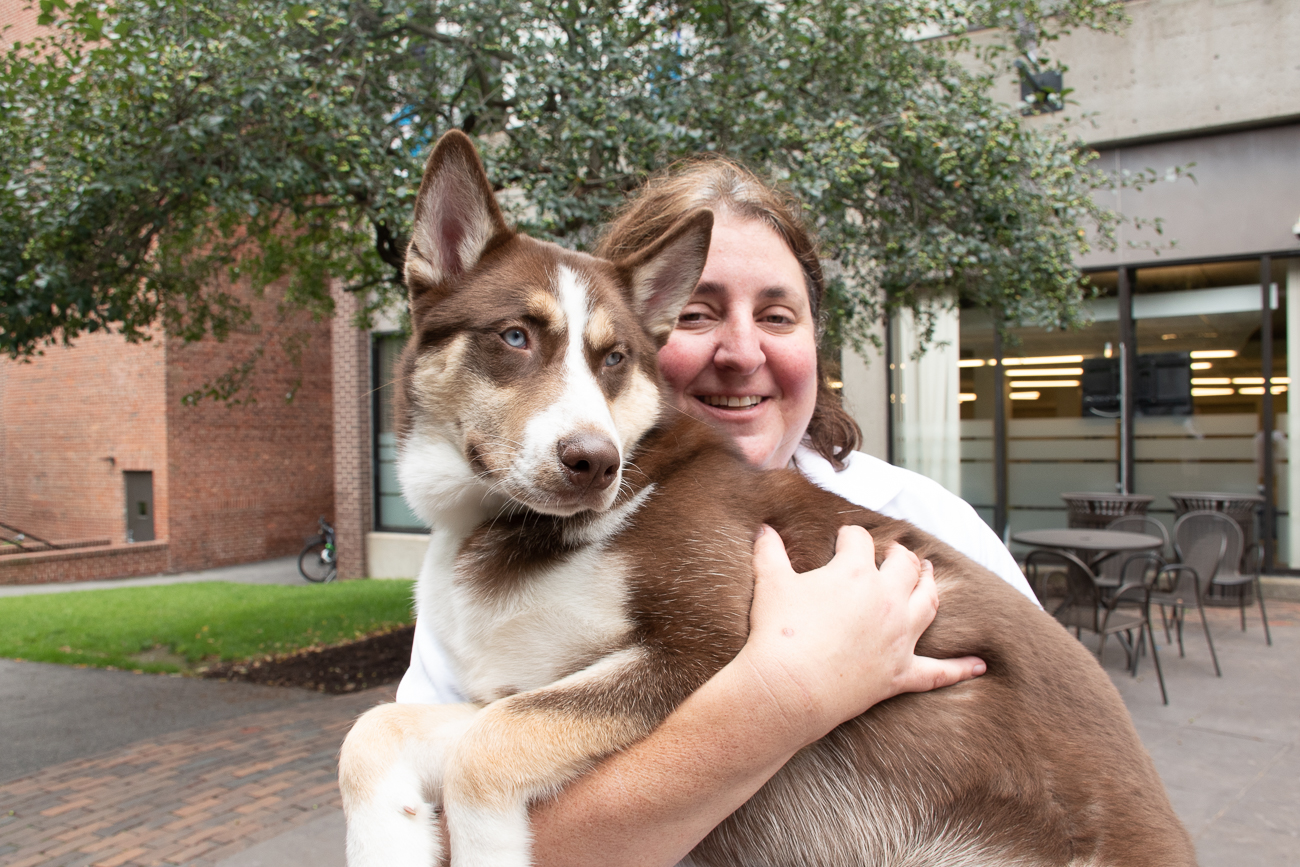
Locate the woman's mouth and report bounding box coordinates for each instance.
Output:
[698,395,765,409]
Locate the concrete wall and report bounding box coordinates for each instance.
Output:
[1003,0,1300,146]
[0,330,169,545]
[1082,122,1300,268]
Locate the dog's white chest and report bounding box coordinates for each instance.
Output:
[417,531,634,701]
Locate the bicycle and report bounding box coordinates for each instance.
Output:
[298,516,337,583]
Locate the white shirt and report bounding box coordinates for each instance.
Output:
[396,446,1035,704]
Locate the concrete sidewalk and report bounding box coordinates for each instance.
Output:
[1,600,1296,865]
[0,557,305,598]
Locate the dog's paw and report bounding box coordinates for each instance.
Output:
[346,787,442,867]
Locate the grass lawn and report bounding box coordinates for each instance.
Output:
[0,580,416,674]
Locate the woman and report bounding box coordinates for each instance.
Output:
[396,157,1035,865]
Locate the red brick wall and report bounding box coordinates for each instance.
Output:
[164,290,334,572]
[0,330,169,545]
[0,0,48,49]
[0,541,169,585]
[331,282,373,580]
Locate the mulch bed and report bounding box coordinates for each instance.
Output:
[199,625,414,694]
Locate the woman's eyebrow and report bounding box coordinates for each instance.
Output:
[692,282,800,302]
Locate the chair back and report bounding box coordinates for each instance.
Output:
[1096,515,1170,586]
[1025,548,1102,629]
[1106,514,1170,557]
[1172,510,1241,591]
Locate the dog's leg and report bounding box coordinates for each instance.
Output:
[442,648,671,867]
[340,702,479,867]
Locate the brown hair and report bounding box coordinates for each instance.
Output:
[596,156,862,470]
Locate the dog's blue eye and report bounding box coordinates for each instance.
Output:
[502,328,528,349]
[604,351,624,367]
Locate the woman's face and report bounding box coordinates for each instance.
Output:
[658,214,819,470]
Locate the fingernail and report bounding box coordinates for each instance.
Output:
[921,558,932,570]
[973,661,987,676]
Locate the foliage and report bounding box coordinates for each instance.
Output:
[0,579,415,672]
[0,0,1126,360]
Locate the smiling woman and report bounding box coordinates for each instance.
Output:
[657,216,820,469]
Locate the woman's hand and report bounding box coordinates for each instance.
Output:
[735,524,986,746]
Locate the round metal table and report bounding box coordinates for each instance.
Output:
[1011,529,1164,554]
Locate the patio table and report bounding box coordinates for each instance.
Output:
[1011,529,1164,555]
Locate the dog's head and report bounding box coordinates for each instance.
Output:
[396,130,713,522]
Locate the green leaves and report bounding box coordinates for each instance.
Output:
[1,0,1123,362]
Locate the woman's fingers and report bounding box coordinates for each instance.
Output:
[751,524,795,580]
[896,655,988,694]
[744,524,987,741]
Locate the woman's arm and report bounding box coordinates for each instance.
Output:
[526,525,987,867]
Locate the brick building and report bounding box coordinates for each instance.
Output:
[0,284,337,583]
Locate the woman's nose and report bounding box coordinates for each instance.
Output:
[713,320,765,374]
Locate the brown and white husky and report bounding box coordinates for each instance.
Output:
[338,130,1195,867]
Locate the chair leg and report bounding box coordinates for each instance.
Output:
[1176,610,1186,658]
[1197,603,1222,677]
[1160,606,1172,644]
[1148,624,1168,706]
[1256,576,1273,646]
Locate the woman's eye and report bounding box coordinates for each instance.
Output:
[604,351,624,367]
[502,328,528,349]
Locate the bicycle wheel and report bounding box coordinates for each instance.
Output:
[298,541,336,583]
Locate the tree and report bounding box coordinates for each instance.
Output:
[0,0,1125,364]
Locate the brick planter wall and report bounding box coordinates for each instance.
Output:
[0,542,170,585]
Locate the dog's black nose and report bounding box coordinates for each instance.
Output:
[558,434,619,492]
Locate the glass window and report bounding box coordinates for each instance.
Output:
[1131,260,1281,548]
[958,274,1121,534]
[373,334,426,532]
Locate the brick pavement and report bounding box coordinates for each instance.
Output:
[0,686,394,867]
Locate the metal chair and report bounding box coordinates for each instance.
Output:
[1091,514,1171,592]
[1143,510,1237,677]
[1173,510,1271,647]
[1024,548,1167,704]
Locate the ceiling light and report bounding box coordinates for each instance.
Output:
[1009,380,1079,389]
[1001,355,1085,366]
[1007,368,1084,377]
[959,393,977,402]
[1232,377,1264,385]
[1191,387,1234,397]
[1190,362,1212,370]
[958,359,985,368]
[1009,391,1041,400]
[1191,378,1231,385]
[1190,349,1238,359]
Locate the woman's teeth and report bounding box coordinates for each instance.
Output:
[701,395,763,408]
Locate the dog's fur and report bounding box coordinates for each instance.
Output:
[339,130,1196,867]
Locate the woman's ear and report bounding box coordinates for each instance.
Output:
[620,210,714,347]
[405,130,509,301]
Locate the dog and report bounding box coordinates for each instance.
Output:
[339,130,1196,867]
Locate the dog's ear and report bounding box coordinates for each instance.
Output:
[405,130,509,297]
[620,209,714,347]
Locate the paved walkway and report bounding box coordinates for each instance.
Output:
[0,682,385,867]
[1,582,1297,865]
